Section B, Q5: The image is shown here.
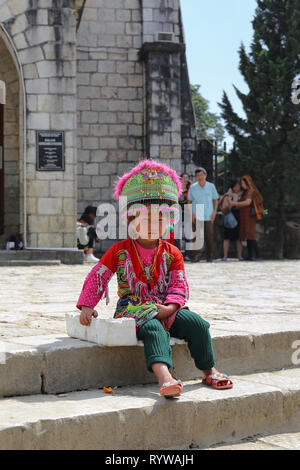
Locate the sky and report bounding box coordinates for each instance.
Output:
[181,0,258,148]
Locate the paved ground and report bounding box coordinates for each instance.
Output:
[205,431,300,450]
[0,259,299,339]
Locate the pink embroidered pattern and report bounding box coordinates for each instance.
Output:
[77,263,113,310]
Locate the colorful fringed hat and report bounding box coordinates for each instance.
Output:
[114,160,182,223]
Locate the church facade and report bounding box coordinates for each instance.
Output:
[0,0,197,249]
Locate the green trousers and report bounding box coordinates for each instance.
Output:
[137,308,215,373]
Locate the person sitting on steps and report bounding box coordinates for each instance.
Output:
[76,160,233,398]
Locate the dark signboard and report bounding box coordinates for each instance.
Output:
[36,130,65,171]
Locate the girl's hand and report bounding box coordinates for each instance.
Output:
[80,306,98,326]
[155,303,178,320]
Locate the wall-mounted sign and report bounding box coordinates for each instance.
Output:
[36,130,65,171]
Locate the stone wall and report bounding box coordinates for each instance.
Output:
[0,35,20,246]
[0,0,78,248]
[76,0,145,216]
[76,0,195,218]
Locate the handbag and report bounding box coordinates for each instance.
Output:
[224,211,238,229]
[76,225,89,245]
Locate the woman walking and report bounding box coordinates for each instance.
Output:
[229,175,264,261]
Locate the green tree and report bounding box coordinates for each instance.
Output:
[191,85,225,144]
[219,0,300,258]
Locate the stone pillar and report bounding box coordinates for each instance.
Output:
[140,42,184,174]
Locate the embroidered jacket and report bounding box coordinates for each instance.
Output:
[76,238,189,332]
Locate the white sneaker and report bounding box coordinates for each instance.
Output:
[84,253,99,263]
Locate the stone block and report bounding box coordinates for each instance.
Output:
[81,111,98,123]
[50,113,76,130]
[90,125,109,137]
[90,150,108,162]
[0,341,42,397]
[99,137,118,149]
[38,198,62,215]
[25,78,48,94]
[27,180,49,197]
[104,22,125,35]
[78,175,92,189]
[49,78,76,95]
[83,162,99,175]
[66,314,138,347]
[91,100,109,112]
[13,32,27,50]
[91,175,110,187]
[109,124,127,136]
[98,60,116,73]
[23,63,38,79]
[90,73,107,86]
[82,137,99,149]
[78,86,101,99]
[11,13,27,35]
[25,26,55,47]
[37,95,62,112]
[82,188,101,200]
[126,22,142,35]
[0,3,12,23]
[36,60,58,78]
[99,8,115,22]
[28,215,49,233]
[124,0,140,8]
[116,9,131,22]
[50,181,74,198]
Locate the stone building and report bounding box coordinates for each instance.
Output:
[0,0,197,250]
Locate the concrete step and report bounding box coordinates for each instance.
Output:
[0,368,299,450]
[0,260,61,266]
[1,326,300,397]
[0,325,300,396]
[0,250,84,265]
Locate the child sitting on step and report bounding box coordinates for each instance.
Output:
[76,160,233,397]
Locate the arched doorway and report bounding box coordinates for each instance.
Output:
[0,34,20,247]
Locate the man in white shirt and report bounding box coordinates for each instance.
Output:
[187,168,219,262]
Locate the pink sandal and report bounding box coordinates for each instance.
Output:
[160,380,183,397]
[202,374,233,390]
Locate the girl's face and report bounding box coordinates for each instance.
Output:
[233,183,241,193]
[133,209,169,241]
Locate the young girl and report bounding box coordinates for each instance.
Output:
[77,160,233,397]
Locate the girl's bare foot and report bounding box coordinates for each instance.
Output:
[203,367,223,378]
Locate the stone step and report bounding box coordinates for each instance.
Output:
[0,260,61,266]
[0,369,299,450]
[1,326,299,397]
[0,250,84,265]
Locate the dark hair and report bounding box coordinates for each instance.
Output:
[229,178,241,191]
[84,206,97,216]
[180,172,189,178]
[195,167,207,176]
